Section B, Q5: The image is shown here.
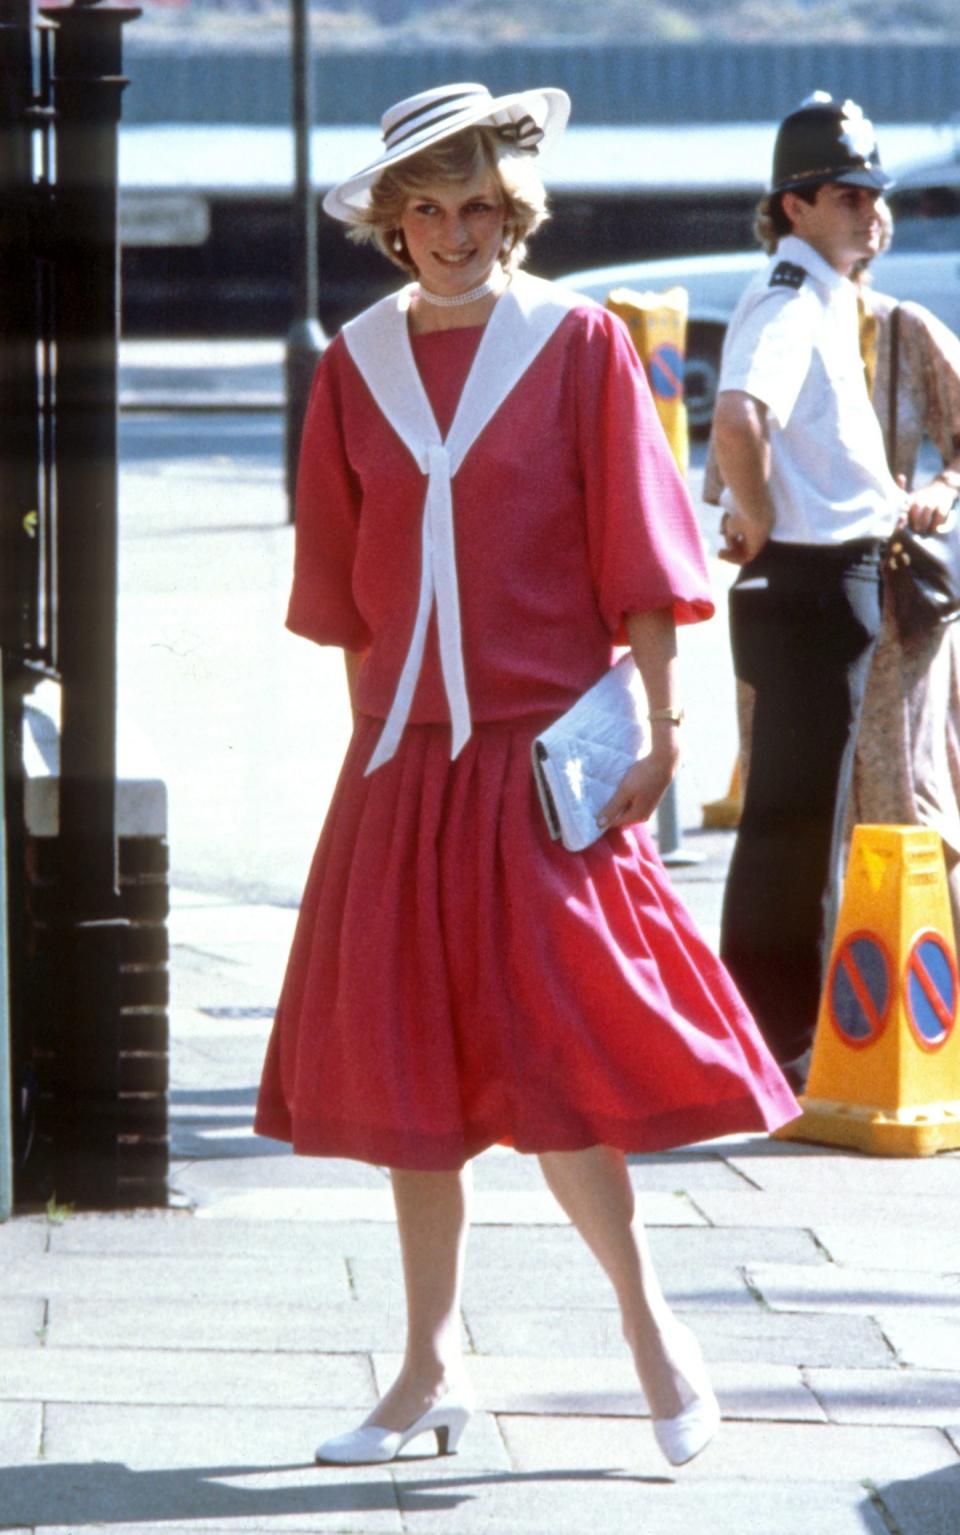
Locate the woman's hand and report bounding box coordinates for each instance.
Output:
[597,738,680,831]
[609,608,683,831]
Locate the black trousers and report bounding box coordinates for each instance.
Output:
[720,538,883,1070]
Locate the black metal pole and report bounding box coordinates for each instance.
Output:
[40,0,139,1204]
[0,0,40,657]
[0,1,44,1203]
[0,647,12,1221]
[44,0,139,904]
[284,0,326,519]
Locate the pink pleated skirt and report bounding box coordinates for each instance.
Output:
[254,713,799,1168]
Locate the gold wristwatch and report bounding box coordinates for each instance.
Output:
[648,707,685,726]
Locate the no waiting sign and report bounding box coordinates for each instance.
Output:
[648,343,684,402]
[828,931,892,1048]
[904,932,957,1051]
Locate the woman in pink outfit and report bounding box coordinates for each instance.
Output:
[255,81,799,1473]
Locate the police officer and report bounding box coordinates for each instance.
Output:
[713,94,904,1087]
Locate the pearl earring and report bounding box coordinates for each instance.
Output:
[392,232,403,253]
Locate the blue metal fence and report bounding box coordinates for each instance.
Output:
[121,42,960,127]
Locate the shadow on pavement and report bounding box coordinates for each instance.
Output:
[0,1460,399,1527]
[168,1086,282,1163]
[869,1463,960,1534]
[626,1135,828,1168]
[169,1122,286,1162]
[0,1459,665,1527]
[684,1136,829,1159]
[169,1088,259,1110]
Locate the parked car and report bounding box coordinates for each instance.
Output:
[560,151,960,436]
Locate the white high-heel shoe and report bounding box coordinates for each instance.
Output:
[315,1384,474,1466]
[651,1325,720,1467]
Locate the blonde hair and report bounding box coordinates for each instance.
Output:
[346,125,549,276]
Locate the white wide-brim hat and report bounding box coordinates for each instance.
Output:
[322,81,571,223]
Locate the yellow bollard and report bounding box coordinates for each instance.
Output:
[778,824,960,1156]
[605,286,689,477]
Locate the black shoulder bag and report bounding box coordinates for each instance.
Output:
[884,305,960,639]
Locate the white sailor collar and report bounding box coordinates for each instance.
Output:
[342,270,582,774]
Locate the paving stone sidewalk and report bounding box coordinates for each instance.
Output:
[3,878,952,1535]
[2,364,958,1532]
[2,879,958,1535]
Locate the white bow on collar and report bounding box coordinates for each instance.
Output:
[342,270,580,774]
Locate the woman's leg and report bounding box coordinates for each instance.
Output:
[537,1145,697,1420]
[367,1165,472,1430]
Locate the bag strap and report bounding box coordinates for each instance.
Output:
[886,304,900,475]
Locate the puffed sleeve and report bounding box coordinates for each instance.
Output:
[285,337,372,651]
[574,305,714,639]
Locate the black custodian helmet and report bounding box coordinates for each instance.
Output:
[771,92,892,195]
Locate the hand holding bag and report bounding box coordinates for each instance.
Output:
[532,654,647,852]
[883,305,960,639]
[886,512,960,637]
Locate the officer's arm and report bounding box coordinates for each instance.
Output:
[713,390,775,564]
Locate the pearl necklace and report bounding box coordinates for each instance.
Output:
[415,276,504,309]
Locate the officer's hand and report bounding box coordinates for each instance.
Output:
[719,508,771,565]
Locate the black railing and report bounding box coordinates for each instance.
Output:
[0,0,170,1210]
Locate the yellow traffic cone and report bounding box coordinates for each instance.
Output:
[702,759,742,830]
[778,824,960,1156]
[606,287,689,478]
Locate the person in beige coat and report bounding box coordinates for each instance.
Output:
[846,271,960,944]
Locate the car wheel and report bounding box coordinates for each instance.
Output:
[684,323,724,440]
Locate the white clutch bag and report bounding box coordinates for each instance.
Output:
[532,654,647,852]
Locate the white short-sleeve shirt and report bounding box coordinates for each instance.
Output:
[718,234,902,544]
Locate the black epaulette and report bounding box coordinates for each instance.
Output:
[769,260,806,291]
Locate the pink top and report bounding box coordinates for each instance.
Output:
[288,299,713,724]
